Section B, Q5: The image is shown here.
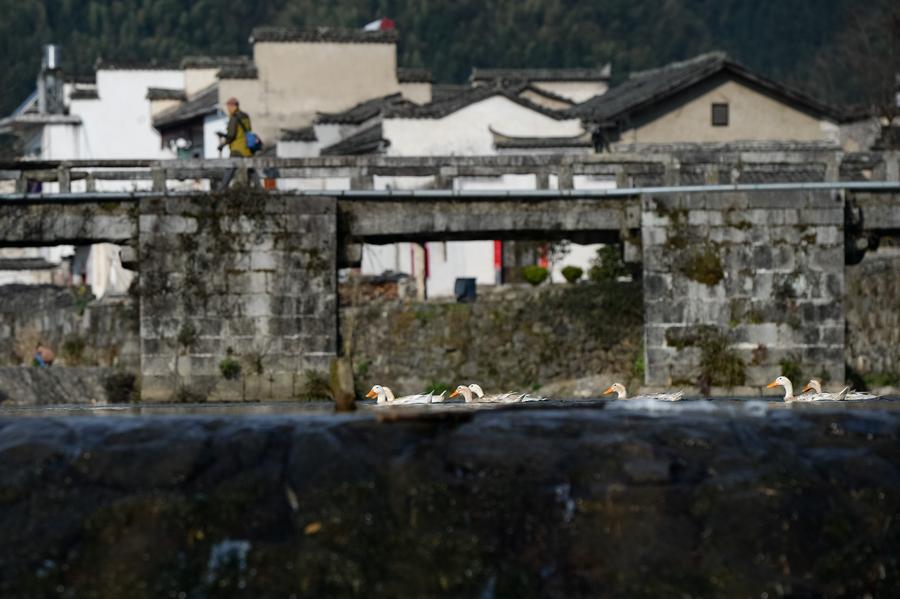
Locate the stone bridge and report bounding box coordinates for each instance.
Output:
[1,151,899,400]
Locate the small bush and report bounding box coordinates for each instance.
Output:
[177,322,197,349]
[103,372,139,403]
[521,265,549,286]
[427,382,449,395]
[62,335,87,365]
[779,354,803,384]
[298,370,332,401]
[561,265,583,284]
[588,245,627,282]
[219,356,241,380]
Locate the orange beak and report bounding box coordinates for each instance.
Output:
[449,389,459,398]
[766,380,779,389]
[365,389,377,399]
[602,386,615,395]
[801,384,812,393]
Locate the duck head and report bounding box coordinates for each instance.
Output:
[365,385,394,404]
[802,379,822,394]
[467,383,485,399]
[766,376,794,401]
[449,385,475,403]
[602,383,627,399]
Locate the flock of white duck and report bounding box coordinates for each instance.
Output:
[364,376,879,405]
[364,383,548,405]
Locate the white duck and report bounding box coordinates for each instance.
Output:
[466,383,548,403]
[365,385,440,405]
[766,376,800,402]
[803,379,875,401]
[602,382,683,401]
[448,385,479,403]
[365,384,395,405]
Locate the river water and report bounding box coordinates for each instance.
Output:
[1,395,899,418]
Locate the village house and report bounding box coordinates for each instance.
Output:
[570,52,846,148]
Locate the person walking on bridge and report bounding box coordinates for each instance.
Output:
[218,97,256,157]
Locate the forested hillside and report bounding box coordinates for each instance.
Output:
[0,0,896,116]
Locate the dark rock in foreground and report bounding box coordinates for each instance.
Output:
[0,402,898,597]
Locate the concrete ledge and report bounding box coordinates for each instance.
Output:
[0,367,130,405]
[0,404,897,596]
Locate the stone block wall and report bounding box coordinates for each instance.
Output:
[341,282,644,396]
[845,252,900,382]
[138,191,337,402]
[642,190,845,388]
[0,284,139,368]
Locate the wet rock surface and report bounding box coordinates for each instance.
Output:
[0,402,898,598]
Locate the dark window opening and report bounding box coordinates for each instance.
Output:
[712,103,729,127]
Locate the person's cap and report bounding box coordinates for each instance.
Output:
[226,97,239,106]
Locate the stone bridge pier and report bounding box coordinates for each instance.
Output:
[641,190,845,388]
[138,192,338,401]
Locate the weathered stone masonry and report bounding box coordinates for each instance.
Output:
[138,192,337,401]
[642,190,845,386]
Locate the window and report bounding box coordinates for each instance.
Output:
[711,103,729,126]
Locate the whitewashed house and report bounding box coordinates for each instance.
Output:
[0,48,189,294]
[291,81,610,297]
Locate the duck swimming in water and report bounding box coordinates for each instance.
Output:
[803,378,875,401]
[448,385,478,403]
[365,384,395,404]
[365,385,443,405]
[464,383,548,403]
[602,383,683,401]
[766,376,800,402]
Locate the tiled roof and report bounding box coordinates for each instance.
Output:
[471,65,611,83]
[181,55,252,69]
[218,65,258,79]
[95,58,180,70]
[569,52,844,124]
[398,68,433,83]
[280,126,317,142]
[153,84,219,129]
[69,88,99,100]
[0,257,58,271]
[431,84,470,102]
[251,26,398,44]
[64,74,96,84]
[320,123,389,155]
[316,93,414,125]
[383,83,571,120]
[518,84,576,106]
[490,127,591,149]
[146,88,186,101]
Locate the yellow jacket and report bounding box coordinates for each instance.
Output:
[225,111,253,157]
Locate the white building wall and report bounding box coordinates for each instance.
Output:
[41,124,81,160]
[203,113,228,159]
[382,96,583,156]
[71,69,184,160]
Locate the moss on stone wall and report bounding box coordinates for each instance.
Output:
[343,282,643,393]
[678,244,724,286]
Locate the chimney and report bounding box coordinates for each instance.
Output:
[37,44,65,114]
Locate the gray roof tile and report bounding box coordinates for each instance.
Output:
[251,27,398,44]
[570,52,844,124]
[153,84,219,129]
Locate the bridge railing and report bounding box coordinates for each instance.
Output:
[0,155,662,194]
[0,150,898,195]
